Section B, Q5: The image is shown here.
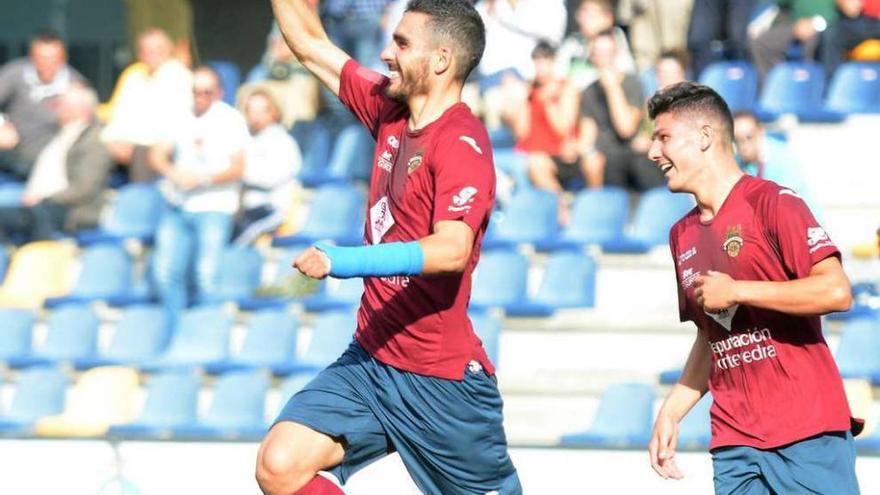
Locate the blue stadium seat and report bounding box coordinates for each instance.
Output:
[237,246,319,310]
[207,60,241,106]
[139,306,234,372]
[507,251,597,316]
[826,282,878,322]
[292,119,333,188]
[204,247,264,304]
[303,277,364,312]
[76,182,167,246]
[483,189,559,250]
[0,308,35,362]
[469,249,529,312]
[44,244,136,308]
[172,370,270,440]
[658,368,682,385]
[471,312,502,367]
[205,310,299,374]
[641,66,658,99]
[493,148,531,193]
[560,382,655,448]
[757,62,844,122]
[108,371,200,439]
[603,188,694,253]
[74,305,171,369]
[0,245,8,282]
[0,367,68,435]
[272,310,355,376]
[698,60,759,112]
[0,182,24,208]
[274,372,319,416]
[326,124,374,183]
[7,305,99,368]
[824,63,880,114]
[542,187,629,251]
[273,184,365,247]
[678,393,712,449]
[835,317,880,380]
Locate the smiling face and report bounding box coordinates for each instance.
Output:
[381,12,434,102]
[648,112,706,193]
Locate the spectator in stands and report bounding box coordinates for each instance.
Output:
[686,0,756,77]
[503,41,581,198]
[556,0,637,91]
[822,0,880,77]
[0,85,113,243]
[148,66,249,315]
[234,90,301,246]
[579,30,664,190]
[732,110,819,214]
[749,0,838,83]
[100,28,193,182]
[0,30,86,180]
[631,49,690,154]
[617,0,694,71]
[237,25,320,128]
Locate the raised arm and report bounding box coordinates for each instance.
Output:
[270,0,351,96]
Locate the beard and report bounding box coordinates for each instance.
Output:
[385,58,431,102]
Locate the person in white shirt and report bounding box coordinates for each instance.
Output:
[148,65,249,315]
[234,89,301,246]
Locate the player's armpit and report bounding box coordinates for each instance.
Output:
[419,220,475,275]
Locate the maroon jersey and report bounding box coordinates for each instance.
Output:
[338,60,496,380]
[670,175,854,450]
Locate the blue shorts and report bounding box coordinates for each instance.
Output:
[712,432,860,495]
[275,340,522,495]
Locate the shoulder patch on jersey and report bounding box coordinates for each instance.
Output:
[458,135,483,155]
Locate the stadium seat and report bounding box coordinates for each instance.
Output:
[677,393,712,449]
[271,310,355,376]
[108,371,201,439]
[0,245,8,281]
[0,182,24,208]
[237,246,320,310]
[35,366,140,437]
[756,62,844,122]
[603,188,694,253]
[826,282,879,322]
[292,119,333,188]
[0,308,35,362]
[325,124,374,183]
[302,277,364,312]
[641,66,658,100]
[471,312,502,367]
[698,60,759,112]
[172,370,270,440]
[469,249,529,312]
[139,306,234,372]
[507,251,597,316]
[560,382,655,448]
[493,148,531,193]
[74,305,171,369]
[0,241,77,308]
[0,367,68,435]
[44,244,135,308]
[273,371,320,417]
[483,189,559,250]
[541,187,629,251]
[824,62,880,114]
[206,60,241,106]
[203,247,264,304]
[76,182,167,246]
[272,183,365,247]
[7,304,99,368]
[658,368,682,385]
[205,310,299,374]
[835,317,880,380]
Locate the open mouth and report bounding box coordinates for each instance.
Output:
[659,162,674,174]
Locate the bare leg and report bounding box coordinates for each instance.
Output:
[582,152,606,189]
[528,152,562,192]
[256,421,346,495]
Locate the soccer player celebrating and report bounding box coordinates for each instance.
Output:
[645,82,862,494]
[256,1,522,495]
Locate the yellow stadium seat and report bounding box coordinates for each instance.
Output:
[34,366,140,437]
[850,39,880,61]
[0,241,77,309]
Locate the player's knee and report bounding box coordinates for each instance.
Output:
[255,441,314,492]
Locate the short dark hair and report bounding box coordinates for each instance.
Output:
[405,0,485,81]
[30,29,64,47]
[732,109,760,125]
[657,49,689,72]
[648,81,735,144]
[532,39,557,59]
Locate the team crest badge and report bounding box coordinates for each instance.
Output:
[722,225,744,258]
[407,151,423,175]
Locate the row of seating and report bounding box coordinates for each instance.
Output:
[0,306,502,375]
[644,61,880,121]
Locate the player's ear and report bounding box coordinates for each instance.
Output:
[699,124,713,152]
[434,46,452,75]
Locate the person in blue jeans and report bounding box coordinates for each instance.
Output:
[148,65,249,315]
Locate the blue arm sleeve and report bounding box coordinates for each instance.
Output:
[314,242,425,279]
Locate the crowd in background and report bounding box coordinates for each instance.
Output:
[0,0,877,316]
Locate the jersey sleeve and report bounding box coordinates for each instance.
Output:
[430,126,496,233]
[768,188,840,278]
[338,59,396,139]
[669,227,690,323]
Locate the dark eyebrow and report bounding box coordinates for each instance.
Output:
[393,33,409,45]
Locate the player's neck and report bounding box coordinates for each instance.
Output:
[694,159,745,221]
[406,85,461,131]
